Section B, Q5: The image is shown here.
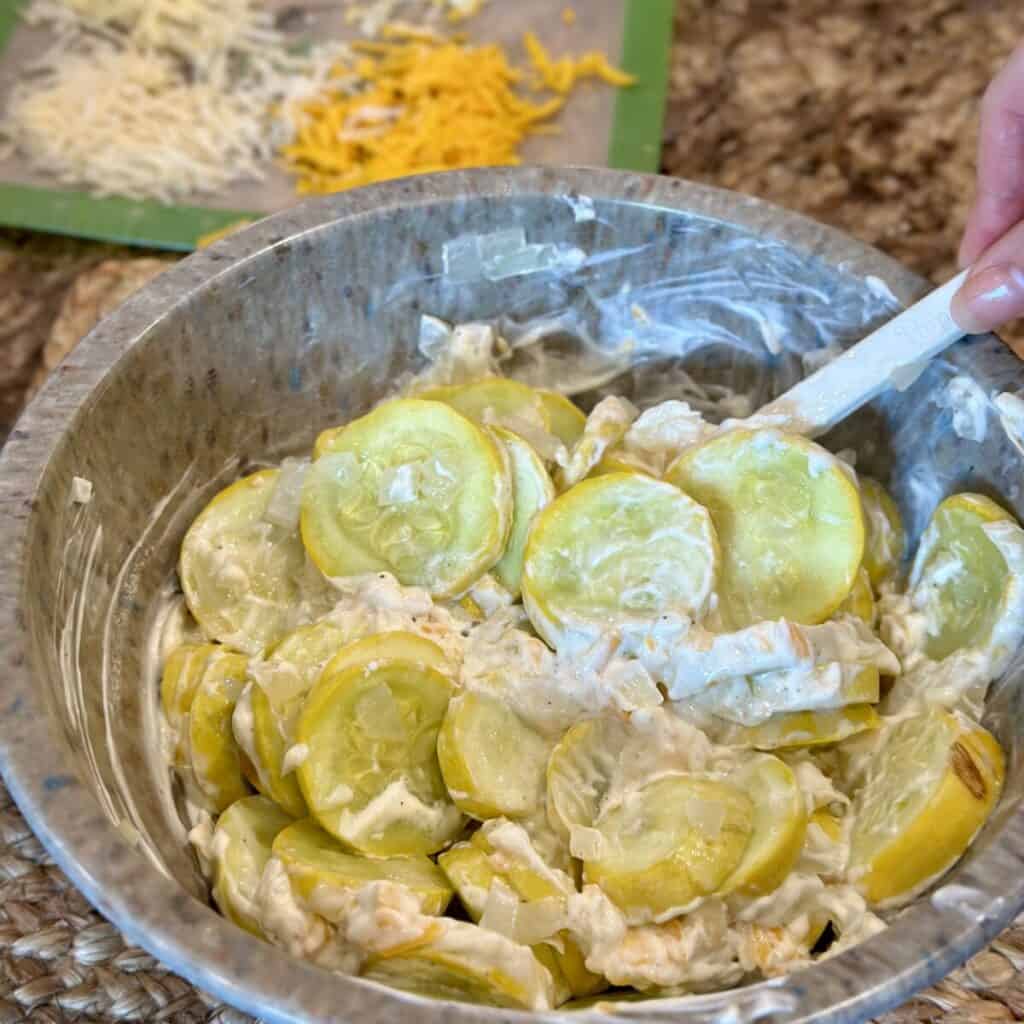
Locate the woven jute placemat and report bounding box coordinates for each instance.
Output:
[4,1,1024,1019]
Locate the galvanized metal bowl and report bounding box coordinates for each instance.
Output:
[2,167,1023,1024]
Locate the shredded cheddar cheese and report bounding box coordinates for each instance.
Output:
[5,0,631,204]
[523,31,636,94]
[282,31,633,195]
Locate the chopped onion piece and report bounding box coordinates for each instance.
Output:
[248,659,307,705]
[418,315,453,360]
[684,794,726,838]
[71,476,94,504]
[480,878,520,939]
[264,457,309,530]
[514,898,566,945]
[484,409,563,463]
[570,825,607,862]
[354,682,407,740]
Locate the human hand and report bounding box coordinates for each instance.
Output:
[952,42,1024,334]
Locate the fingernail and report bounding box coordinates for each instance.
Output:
[957,236,976,270]
[951,263,1024,333]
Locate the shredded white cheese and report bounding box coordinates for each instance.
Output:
[3,2,349,201]
[344,0,487,36]
[27,0,282,68]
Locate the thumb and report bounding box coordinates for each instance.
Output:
[951,219,1024,334]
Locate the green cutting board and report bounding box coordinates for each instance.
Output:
[0,0,673,250]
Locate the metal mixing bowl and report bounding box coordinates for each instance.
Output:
[2,168,1024,1024]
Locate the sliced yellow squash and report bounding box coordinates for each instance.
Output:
[362,918,555,1010]
[538,390,587,448]
[582,774,753,922]
[666,429,864,628]
[303,399,511,597]
[274,818,452,917]
[720,755,806,896]
[723,704,882,751]
[438,842,496,920]
[849,708,1004,905]
[416,378,551,433]
[161,642,218,734]
[860,478,905,587]
[248,620,354,819]
[546,716,631,840]
[296,649,463,856]
[587,447,654,479]
[439,838,603,1000]
[179,471,307,655]
[188,651,250,812]
[909,493,1023,662]
[490,427,555,596]
[838,567,876,625]
[522,473,718,648]
[318,630,453,680]
[437,690,550,821]
[211,796,292,937]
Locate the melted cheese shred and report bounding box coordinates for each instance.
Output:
[282,31,634,195]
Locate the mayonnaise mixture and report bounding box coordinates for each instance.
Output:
[158,319,1024,1010]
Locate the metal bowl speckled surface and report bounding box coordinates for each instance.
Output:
[1,167,1023,1024]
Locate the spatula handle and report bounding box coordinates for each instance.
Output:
[759,269,970,437]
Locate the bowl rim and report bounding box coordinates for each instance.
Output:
[1,165,1023,1024]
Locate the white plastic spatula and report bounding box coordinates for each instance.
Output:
[758,269,971,437]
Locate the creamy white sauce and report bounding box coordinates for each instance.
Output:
[797,821,849,878]
[157,328,1024,1000]
[480,819,575,898]
[187,811,216,878]
[616,614,898,704]
[281,742,308,775]
[257,857,356,970]
[554,395,638,488]
[322,573,465,667]
[935,375,989,443]
[620,400,713,474]
[460,610,663,737]
[466,574,514,616]
[231,684,266,790]
[995,392,1024,457]
[335,777,463,846]
[567,887,744,990]
[341,881,434,954]
[863,274,899,305]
